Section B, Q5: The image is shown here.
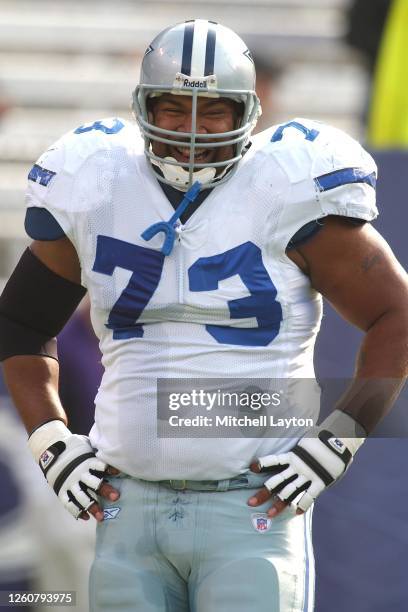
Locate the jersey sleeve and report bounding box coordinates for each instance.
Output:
[25,134,76,240]
[24,207,66,241]
[268,119,378,253]
[24,117,131,243]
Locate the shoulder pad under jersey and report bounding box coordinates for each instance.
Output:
[249,118,378,250]
[252,118,376,185]
[25,118,143,235]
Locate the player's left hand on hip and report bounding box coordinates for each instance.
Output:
[247,409,366,516]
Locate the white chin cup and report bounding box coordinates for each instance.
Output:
[152,156,217,189]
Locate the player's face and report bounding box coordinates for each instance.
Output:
[148,94,241,168]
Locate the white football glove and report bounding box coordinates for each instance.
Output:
[28,419,107,519]
[257,410,366,512]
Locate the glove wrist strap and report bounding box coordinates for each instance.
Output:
[317,409,366,456]
[28,419,71,462]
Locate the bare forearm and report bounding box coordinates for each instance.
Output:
[336,308,408,433]
[2,355,67,435]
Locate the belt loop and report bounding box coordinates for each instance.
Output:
[169,479,187,490]
[216,478,230,492]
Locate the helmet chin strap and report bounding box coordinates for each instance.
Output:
[151,156,231,191]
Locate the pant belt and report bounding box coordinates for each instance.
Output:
[159,474,266,492]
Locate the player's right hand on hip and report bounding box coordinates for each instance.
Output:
[28,419,120,521]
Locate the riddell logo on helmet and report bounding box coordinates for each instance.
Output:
[172,73,217,91]
[183,78,208,88]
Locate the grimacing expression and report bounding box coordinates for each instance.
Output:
[148,94,243,169]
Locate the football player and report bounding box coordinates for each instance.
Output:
[1,19,408,612]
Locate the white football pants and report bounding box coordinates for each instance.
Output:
[89,473,314,612]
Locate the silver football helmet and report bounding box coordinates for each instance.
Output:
[133,20,261,191]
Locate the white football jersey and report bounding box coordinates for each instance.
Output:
[25,117,378,480]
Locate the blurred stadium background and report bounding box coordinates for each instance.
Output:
[1,1,408,611]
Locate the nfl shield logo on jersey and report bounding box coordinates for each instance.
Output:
[251,513,272,533]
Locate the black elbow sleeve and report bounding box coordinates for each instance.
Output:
[0,248,87,361]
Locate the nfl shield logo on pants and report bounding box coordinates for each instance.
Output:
[251,513,272,533]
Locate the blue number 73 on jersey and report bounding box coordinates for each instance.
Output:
[93,237,282,346]
[189,242,282,346]
[92,235,165,339]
